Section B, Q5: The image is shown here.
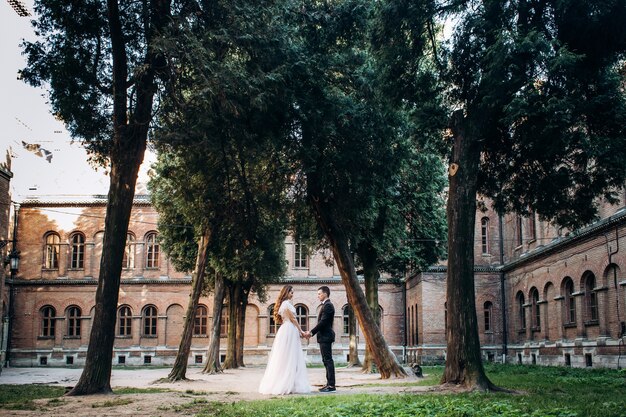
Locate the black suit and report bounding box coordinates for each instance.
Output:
[310,300,335,387]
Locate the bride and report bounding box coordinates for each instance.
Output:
[258,285,311,395]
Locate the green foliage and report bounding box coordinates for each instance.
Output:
[373,0,626,229]
[149,0,293,289]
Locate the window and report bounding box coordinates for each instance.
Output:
[118,305,132,336]
[444,302,448,336]
[517,292,526,330]
[268,304,278,334]
[41,306,56,337]
[343,305,352,335]
[220,306,228,337]
[530,288,540,329]
[484,301,493,332]
[123,233,135,269]
[413,304,418,345]
[480,217,489,254]
[142,305,157,336]
[66,306,81,337]
[194,305,208,336]
[529,212,537,241]
[516,216,523,247]
[407,306,412,344]
[294,241,308,268]
[295,304,308,331]
[584,274,598,322]
[145,233,159,268]
[564,278,576,324]
[44,233,60,269]
[70,233,85,269]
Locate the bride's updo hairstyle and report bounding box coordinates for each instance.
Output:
[273,285,293,325]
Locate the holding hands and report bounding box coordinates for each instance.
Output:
[301,331,311,339]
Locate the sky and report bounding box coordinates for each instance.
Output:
[1,0,154,200]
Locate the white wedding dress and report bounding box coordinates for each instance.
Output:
[258,300,311,395]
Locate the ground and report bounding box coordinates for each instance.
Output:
[0,365,426,416]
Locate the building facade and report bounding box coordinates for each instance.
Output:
[3,190,625,369]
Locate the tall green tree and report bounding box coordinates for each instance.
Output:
[288,0,411,378]
[21,0,172,395]
[149,0,293,378]
[372,0,626,389]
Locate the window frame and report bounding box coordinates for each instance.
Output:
[40,306,56,338]
[193,305,208,336]
[145,232,160,269]
[484,301,493,332]
[117,305,132,337]
[564,278,576,325]
[44,233,61,269]
[294,241,308,269]
[66,306,82,337]
[268,304,278,335]
[142,305,158,337]
[70,233,85,269]
[480,217,490,254]
[295,304,308,332]
[530,288,540,330]
[584,274,598,323]
[122,233,136,269]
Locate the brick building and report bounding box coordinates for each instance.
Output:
[3,189,625,369]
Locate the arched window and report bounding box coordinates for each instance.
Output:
[584,273,598,322]
[295,304,308,331]
[145,233,160,268]
[294,241,308,268]
[194,305,208,336]
[66,306,81,337]
[530,288,540,329]
[484,301,493,332]
[44,233,60,269]
[118,305,132,336]
[516,216,523,247]
[268,304,278,334]
[516,292,526,330]
[564,278,576,324]
[142,305,158,336]
[41,306,56,337]
[413,304,418,345]
[343,305,352,335]
[220,306,228,337]
[444,302,448,336]
[123,233,135,269]
[480,217,490,254]
[407,305,412,345]
[70,233,85,269]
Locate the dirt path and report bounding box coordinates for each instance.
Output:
[1,366,427,416]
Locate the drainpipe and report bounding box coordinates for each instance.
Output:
[499,214,508,362]
[402,273,407,364]
[5,203,19,368]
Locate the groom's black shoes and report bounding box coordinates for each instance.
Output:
[319,386,336,392]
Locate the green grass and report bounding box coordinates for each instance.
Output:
[0,384,65,410]
[192,364,626,417]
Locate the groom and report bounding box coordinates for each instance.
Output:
[306,286,336,392]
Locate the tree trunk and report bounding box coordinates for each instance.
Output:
[222,282,240,369]
[235,286,250,367]
[347,305,361,367]
[167,228,211,381]
[442,110,494,390]
[203,273,225,374]
[358,242,380,373]
[67,0,170,396]
[308,177,406,379]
